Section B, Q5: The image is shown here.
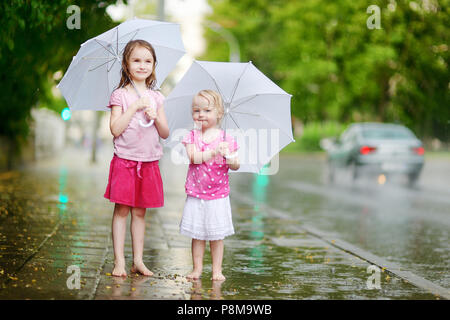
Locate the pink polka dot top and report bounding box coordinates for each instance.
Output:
[182,129,239,200]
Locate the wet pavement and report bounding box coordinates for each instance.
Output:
[0,146,447,299]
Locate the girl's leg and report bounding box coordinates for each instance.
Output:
[112,204,130,277]
[210,240,226,281]
[187,239,206,279]
[130,207,153,276]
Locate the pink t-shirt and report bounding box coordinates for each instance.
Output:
[182,129,239,200]
[108,87,164,162]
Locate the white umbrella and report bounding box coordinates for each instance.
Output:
[57,18,185,116]
[163,60,294,173]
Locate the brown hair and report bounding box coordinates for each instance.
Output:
[194,90,225,121]
[117,40,157,89]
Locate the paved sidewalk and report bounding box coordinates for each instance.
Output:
[0,147,440,299]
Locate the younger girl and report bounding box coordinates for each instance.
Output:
[104,40,169,277]
[180,90,240,281]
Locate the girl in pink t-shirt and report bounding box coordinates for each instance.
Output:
[180,90,240,281]
[104,40,169,277]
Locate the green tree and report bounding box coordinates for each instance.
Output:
[0,0,121,166]
[203,0,449,141]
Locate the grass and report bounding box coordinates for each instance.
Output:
[424,151,450,159]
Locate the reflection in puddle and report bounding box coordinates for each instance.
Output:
[189,278,224,300]
[58,166,68,214]
[249,172,269,273]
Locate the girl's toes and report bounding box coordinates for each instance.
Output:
[131,264,153,276]
[212,273,226,281]
[112,267,127,277]
[186,271,201,280]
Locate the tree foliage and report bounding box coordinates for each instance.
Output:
[202,0,449,140]
[0,0,120,142]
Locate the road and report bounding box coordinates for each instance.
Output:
[230,153,450,290]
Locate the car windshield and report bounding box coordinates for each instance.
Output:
[361,127,415,140]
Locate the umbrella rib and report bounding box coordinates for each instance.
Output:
[231,111,260,117]
[227,112,252,149]
[230,94,258,110]
[88,57,116,72]
[195,62,226,101]
[116,27,119,58]
[107,57,118,72]
[231,93,291,111]
[228,112,246,137]
[233,96,295,142]
[229,62,251,105]
[230,106,295,146]
[119,30,139,56]
[263,116,295,142]
[222,106,227,141]
[94,39,117,58]
[82,57,114,60]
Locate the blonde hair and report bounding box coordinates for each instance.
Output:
[193,90,224,121]
[117,40,157,90]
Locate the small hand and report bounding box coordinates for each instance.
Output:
[145,107,157,120]
[134,96,151,111]
[218,142,230,157]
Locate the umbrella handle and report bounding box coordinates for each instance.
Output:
[139,119,154,127]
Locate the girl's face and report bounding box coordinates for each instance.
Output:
[127,46,155,82]
[192,95,220,130]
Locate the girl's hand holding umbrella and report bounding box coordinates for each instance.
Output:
[144,106,157,121]
[131,96,155,127]
[218,142,230,157]
[218,142,239,169]
[132,96,151,112]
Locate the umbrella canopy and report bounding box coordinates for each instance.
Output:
[57,18,185,111]
[163,60,294,173]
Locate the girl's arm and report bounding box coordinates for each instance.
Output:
[154,106,169,139]
[185,143,218,165]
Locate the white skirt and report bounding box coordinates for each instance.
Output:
[180,195,235,241]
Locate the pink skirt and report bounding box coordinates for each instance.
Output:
[104,155,164,208]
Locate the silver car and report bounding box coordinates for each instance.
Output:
[321,122,425,185]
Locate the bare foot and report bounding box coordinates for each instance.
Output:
[130,262,153,276]
[211,272,226,281]
[112,261,127,277]
[186,270,202,280]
